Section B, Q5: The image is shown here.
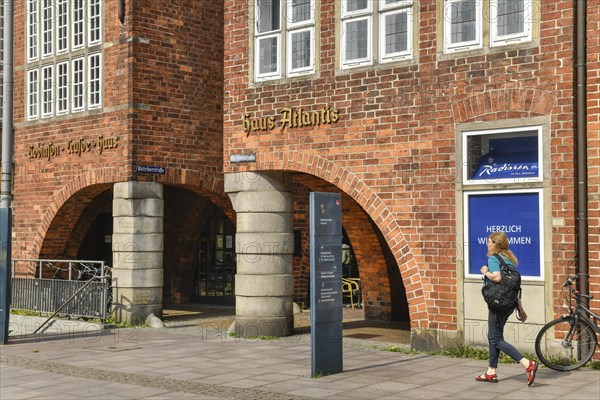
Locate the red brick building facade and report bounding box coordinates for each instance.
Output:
[3,1,598,349]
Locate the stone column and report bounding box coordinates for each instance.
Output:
[112,182,164,324]
[225,172,294,337]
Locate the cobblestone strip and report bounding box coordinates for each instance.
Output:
[0,354,313,400]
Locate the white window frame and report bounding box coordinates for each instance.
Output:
[463,188,544,281]
[27,0,39,62]
[286,0,316,76]
[72,57,85,113]
[88,0,102,46]
[56,0,69,54]
[443,0,482,53]
[72,0,85,51]
[462,125,543,185]
[490,0,533,47]
[41,0,54,58]
[41,65,53,118]
[254,1,282,81]
[379,0,413,63]
[27,69,39,120]
[341,1,373,68]
[88,53,103,109]
[56,62,69,115]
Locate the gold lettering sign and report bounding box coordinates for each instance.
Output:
[28,136,119,162]
[242,105,340,136]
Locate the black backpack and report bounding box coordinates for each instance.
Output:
[481,254,521,314]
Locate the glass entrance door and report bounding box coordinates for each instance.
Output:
[194,207,236,305]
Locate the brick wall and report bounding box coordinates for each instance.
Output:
[223,0,594,330]
[11,1,225,265]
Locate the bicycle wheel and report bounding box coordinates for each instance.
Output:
[535,316,598,371]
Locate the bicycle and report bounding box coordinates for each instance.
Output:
[535,275,599,371]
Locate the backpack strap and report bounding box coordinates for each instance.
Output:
[494,254,513,270]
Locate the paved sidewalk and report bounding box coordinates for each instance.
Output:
[1,325,599,400]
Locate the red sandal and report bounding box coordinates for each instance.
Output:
[526,360,538,386]
[475,373,498,383]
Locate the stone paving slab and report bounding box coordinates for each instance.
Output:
[1,327,599,400]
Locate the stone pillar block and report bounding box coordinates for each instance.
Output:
[225,172,294,338]
[112,182,164,324]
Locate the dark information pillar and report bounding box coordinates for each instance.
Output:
[0,209,11,344]
[310,192,342,377]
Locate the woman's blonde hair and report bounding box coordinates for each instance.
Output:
[487,232,518,265]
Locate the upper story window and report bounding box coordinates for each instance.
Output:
[26,0,103,121]
[341,0,413,70]
[254,0,316,81]
[443,0,534,54]
[490,0,532,46]
[443,0,481,53]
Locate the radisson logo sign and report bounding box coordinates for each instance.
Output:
[242,105,340,136]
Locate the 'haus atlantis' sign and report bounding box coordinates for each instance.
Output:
[242,105,340,136]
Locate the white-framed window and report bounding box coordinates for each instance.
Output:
[490,0,532,46]
[462,125,543,185]
[286,0,316,76]
[41,0,53,58]
[26,1,104,120]
[463,188,544,281]
[41,65,53,118]
[56,62,69,115]
[341,0,372,68]
[254,0,316,81]
[72,57,85,112]
[443,0,482,53]
[27,69,39,120]
[27,0,39,62]
[56,0,69,54]
[340,1,414,69]
[255,0,282,81]
[88,53,102,109]
[379,0,413,63]
[88,0,102,46]
[73,0,85,50]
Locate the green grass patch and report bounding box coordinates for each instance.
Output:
[10,309,40,317]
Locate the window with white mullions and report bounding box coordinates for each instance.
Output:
[72,57,85,112]
[27,0,39,62]
[379,0,413,62]
[444,0,482,53]
[89,0,102,45]
[27,69,39,120]
[254,0,316,81]
[341,0,372,68]
[73,0,85,50]
[56,62,69,115]
[287,0,315,75]
[88,54,102,109]
[255,0,281,80]
[56,0,69,54]
[490,0,532,46]
[42,0,53,58]
[340,1,414,69]
[41,65,53,118]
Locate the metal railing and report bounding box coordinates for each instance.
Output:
[11,259,111,319]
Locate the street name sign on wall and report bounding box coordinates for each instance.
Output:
[310,192,343,377]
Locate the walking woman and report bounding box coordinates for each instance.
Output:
[476,231,538,386]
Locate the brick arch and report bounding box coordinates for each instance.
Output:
[35,166,227,258]
[452,88,556,123]
[247,153,431,328]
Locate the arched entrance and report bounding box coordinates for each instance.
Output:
[193,206,236,305]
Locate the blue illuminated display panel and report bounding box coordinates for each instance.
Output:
[466,191,542,279]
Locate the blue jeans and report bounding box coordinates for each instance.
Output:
[488,309,524,368]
